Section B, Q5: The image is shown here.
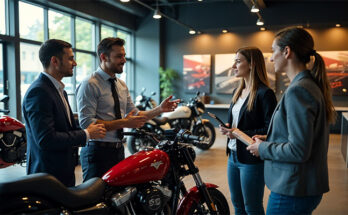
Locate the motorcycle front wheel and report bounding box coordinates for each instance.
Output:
[192,122,216,150]
[126,129,157,154]
[188,188,230,215]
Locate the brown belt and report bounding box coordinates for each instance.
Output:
[87,141,123,148]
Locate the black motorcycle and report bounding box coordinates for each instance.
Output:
[127,92,216,154]
[134,88,157,111]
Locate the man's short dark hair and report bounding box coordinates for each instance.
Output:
[39,39,72,69]
[97,37,125,58]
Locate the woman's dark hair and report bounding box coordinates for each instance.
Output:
[97,37,125,58]
[275,27,336,123]
[39,39,72,69]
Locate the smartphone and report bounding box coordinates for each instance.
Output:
[207,112,228,128]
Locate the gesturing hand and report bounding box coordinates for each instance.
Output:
[160,95,180,113]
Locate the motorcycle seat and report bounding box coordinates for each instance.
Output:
[152,117,169,125]
[0,173,106,209]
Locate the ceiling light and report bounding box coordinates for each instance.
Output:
[153,9,162,19]
[260,27,266,31]
[189,29,196,35]
[153,0,161,19]
[256,18,264,26]
[198,0,203,2]
[120,0,130,2]
[251,5,259,13]
[222,29,228,33]
[336,23,341,27]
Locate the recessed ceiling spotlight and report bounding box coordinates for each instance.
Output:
[198,0,203,2]
[251,5,259,13]
[189,29,196,35]
[336,24,341,27]
[153,9,162,19]
[260,27,266,31]
[120,0,130,2]
[256,18,264,26]
[222,29,228,33]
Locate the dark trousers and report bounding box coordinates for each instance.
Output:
[80,144,125,182]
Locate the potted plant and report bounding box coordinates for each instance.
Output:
[159,67,178,100]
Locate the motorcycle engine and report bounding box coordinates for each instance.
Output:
[172,119,191,130]
[0,128,26,168]
[135,184,172,214]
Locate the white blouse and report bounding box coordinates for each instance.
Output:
[228,96,247,151]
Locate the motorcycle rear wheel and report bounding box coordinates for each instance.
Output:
[188,188,230,215]
[193,122,216,150]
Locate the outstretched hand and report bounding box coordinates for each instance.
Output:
[160,95,180,113]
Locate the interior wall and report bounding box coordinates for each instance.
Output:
[163,3,348,107]
[134,15,161,102]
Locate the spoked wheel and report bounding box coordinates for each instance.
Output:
[126,129,157,154]
[188,188,230,215]
[193,122,216,150]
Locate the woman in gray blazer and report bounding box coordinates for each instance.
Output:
[247,27,336,215]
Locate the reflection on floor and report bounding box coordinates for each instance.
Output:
[1,130,347,215]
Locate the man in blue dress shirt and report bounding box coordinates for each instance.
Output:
[76,37,179,181]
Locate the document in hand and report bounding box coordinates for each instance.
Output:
[232,129,254,146]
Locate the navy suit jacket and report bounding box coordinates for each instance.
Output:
[22,73,86,187]
[227,84,277,164]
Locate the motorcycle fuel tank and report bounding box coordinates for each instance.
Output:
[161,106,191,119]
[102,149,170,186]
[0,116,25,132]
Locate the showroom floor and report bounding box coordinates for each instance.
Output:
[1,130,347,215]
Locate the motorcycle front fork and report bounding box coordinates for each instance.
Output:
[183,148,217,214]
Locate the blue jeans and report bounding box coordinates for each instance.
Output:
[266,192,322,215]
[228,151,265,215]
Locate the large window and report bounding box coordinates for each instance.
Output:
[49,10,71,43]
[19,1,44,41]
[0,43,4,110]
[76,18,94,51]
[101,24,115,39]
[0,0,5,35]
[3,0,134,116]
[20,43,41,101]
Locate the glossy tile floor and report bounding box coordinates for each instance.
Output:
[1,129,347,214]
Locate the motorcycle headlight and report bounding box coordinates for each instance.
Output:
[136,95,143,102]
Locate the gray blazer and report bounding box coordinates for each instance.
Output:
[259,70,330,197]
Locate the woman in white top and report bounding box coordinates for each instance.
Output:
[219,47,277,215]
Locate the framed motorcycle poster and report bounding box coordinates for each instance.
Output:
[183,54,211,93]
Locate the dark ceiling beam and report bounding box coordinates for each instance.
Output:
[99,0,148,17]
[242,0,266,9]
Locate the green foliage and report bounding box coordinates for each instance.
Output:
[159,67,178,100]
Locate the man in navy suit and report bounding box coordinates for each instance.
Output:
[22,39,106,187]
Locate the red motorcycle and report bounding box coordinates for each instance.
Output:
[0,129,229,214]
[0,96,26,169]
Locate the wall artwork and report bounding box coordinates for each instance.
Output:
[215,54,238,94]
[319,51,348,96]
[214,53,276,94]
[183,54,211,93]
